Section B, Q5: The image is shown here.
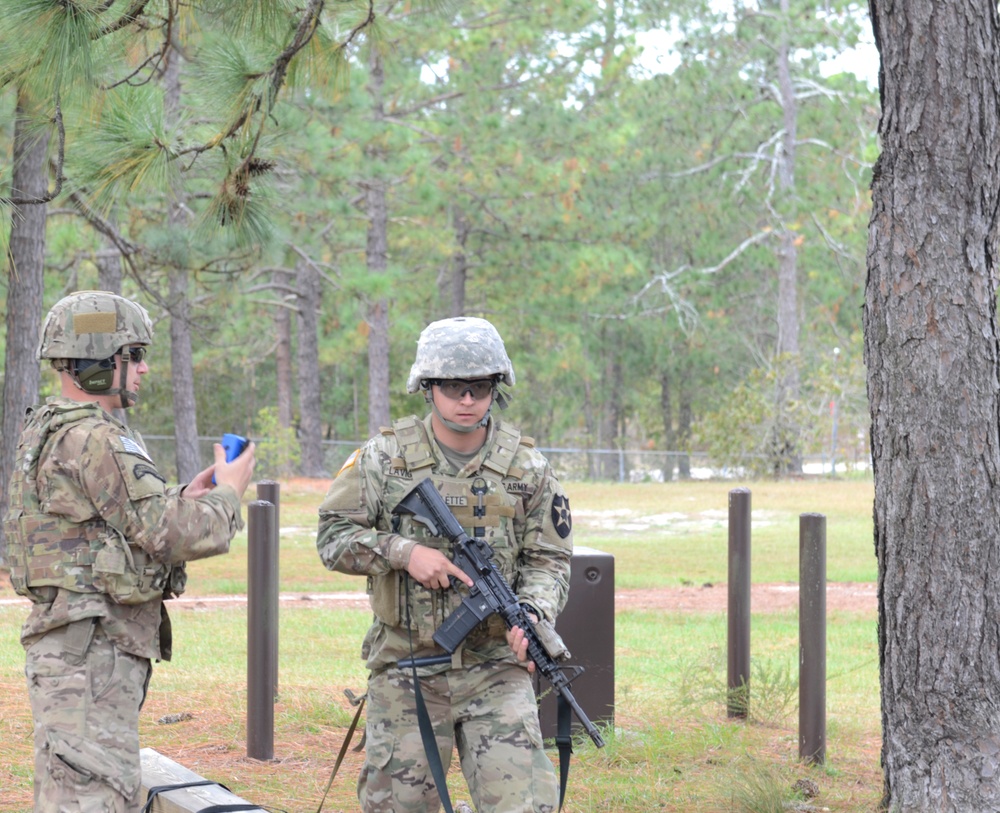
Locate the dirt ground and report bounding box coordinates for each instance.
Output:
[0,577,877,615]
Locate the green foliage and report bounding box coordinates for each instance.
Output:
[251,406,301,479]
[71,85,176,213]
[694,356,812,478]
[1,0,879,472]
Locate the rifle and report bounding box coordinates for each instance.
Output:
[392,477,606,749]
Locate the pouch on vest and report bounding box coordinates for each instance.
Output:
[91,528,169,605]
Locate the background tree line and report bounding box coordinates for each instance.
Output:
[0,0,876,497]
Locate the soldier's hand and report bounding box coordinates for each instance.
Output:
[184,466,215,499]
[507,615,538,673]
[406,545,474,591]
[211,441,256,497]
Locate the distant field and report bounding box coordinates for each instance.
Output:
[177,476,876,595]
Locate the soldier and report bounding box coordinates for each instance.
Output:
[317,316,573,813]
[3,290,256,813]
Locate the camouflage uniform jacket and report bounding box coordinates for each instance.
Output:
[317,414,573,673]
[6,397,245,661]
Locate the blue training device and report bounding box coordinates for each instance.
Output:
[212,433,249,484]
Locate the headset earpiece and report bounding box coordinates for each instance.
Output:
[73,358,116,393]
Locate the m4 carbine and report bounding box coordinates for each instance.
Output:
[392,477,606,748]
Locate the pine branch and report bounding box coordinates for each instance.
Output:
[96,0,152,38]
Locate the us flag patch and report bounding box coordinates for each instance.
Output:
[119,436,151,461]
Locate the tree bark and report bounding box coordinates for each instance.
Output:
[677,383,692,480]
[295,261,326,477]
[450,207,470,317]
[600,332,623,481]
[162,48,201,483]
[365,48,391,436]
[0,93,49,567]
[774,0,802,475]
[659,367,675,481]
[168,267,201,481]
[273,267,294,431]
[865,2,1000,809]
[96,227,128,425]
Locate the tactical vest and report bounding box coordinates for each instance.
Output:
[3,402,174,605]
[369,416,530,647]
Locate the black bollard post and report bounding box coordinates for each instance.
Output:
[247,499,276,761]
[799,513,827,765]
[256,480,280,696]
[727,487,752,718]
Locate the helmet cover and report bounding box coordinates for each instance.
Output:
[406,316,515,393]
[38,290,153,362]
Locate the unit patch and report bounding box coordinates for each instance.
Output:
[133,463,166,483]
[551,494,572,538]
[337,449,360,477]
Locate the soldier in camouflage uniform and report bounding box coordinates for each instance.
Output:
[3,291,256,813]
[317,317,574,813]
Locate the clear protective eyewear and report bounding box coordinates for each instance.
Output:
[434,378,495,401]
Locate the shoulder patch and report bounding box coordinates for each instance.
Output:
[133,463,166,484]
[520,436,535,448]
[551,494,572,539]
[118,435,152,461]
[337,449,361,476]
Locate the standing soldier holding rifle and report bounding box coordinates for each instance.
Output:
[317,316,576,813]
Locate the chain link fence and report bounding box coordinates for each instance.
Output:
[141,436,869,483]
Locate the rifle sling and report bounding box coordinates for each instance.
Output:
[315,691,367,813]
[405,577,455,813]
[555,693,573,811]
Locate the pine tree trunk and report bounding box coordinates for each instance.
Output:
[295,261,326,477]
[450,207,469,317]
[365,49,391,436]
[0,93,48,566]
[168,267,201,482]
[162,47,200,483]
[96,228,128,426]
[775,0,802,475]
[659,367,675,481]
[866,2,1000,808]
[273,268,294,431]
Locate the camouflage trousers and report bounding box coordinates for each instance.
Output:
[359,662,558,813]
[25,618,151,813]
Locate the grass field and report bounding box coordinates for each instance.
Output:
[0,477,881,812]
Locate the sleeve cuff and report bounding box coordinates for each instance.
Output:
[387,535,418,569]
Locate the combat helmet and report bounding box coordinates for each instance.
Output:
[39,290,153,362]
[406,316,515,394]
[38,291,153,407]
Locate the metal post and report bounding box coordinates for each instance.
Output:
[727,487,751,718]
[256,480,280,695]
[799,513,826,765]
[247,499,276,761]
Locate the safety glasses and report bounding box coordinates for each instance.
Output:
[434,379,494,400]
[124,346,148,364]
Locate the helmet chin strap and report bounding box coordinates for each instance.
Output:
[116,356,138,408]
